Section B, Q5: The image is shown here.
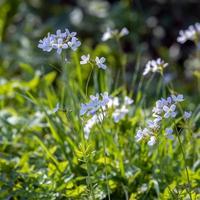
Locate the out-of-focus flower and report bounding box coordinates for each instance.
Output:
[38,29,81,54]
[53,103,60,113]
[80,54,90,65]
[163,104,177,118]
[143,58,168,76]
[165,128,174,140]
[171,94,184,103]
[177,23,200,44]
[147,136,156,146]
[102,27,129,41]
[95,57,107,70]
[80,92,111,116]
[112,105,129,123]
[184,111,192,120]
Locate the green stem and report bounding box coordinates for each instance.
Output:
[174,126,192,200]
[97,114,111,200]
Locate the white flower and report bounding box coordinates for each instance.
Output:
[107,97,119,108]
[112,105,129,123]
[102,27,129,41]
[38,29,81,54]
[95,57,107,69]
[53,103,60,113]
[124,96,134,105]
[80,54,90,65]
[80,92,111,116]
[119,27,129,37]
[147,136,156,146]
[102,27,113,41]
[68,36,81,51]
[177,23,200,44]
[135,130,144,142]
[184,111,192,120]
[143,58,168,76]
[147,120,160,129]
[135,128,151,143]
[163,104,177,118]
[171,94,184,103]
[83,114,104,139]
[165,128,174,140]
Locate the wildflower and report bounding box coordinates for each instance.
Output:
[107,97,119,108]
[135,128,151,142]
[124,96,134,105]
[147,120,160,130]
[177,23,200,44]
[80,92,111,116]
[171,94,184,103]
[95,57,107,70]
[38,28,81,54]
[83,114,104,139]
[102,27,129,41]
[119,27,129,37]
[165,128,174,140]
[80,54,90,65]
[163,104,177,118]
[53,103,60,113]
[112,105,129,123]
[147,136,156,146]
[184,111,192,120]
[143,58,168,76]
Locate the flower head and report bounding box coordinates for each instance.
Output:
[184,111,192,120]
[95,57,107,70]
[38,28,81,54]
[80,54,90,65]
[165,128,174,140]
[143,58,168,76]
[177,23,200,44]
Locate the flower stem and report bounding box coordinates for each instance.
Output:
[174,126,192,199]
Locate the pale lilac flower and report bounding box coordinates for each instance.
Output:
[135,130,144,142]
[53,103,60,113]
[165,128,174,140]
[119,27,129,37]
[163,104,177,118]
[147,136,156,146]
[80,54,90,65]
[112,105,129,123]
[171,94,184,103]
[143,58,168,76]
[124,96,134,105]
[83,114,104,139]
[135,128,151,142]
[184,111,192,120]
[102,27,129,41]
[107,97,119,108]
[95,57,107,70]
[38,29,81,54]
[147,120,160,130]
[177,23,200,44]
[102,27,113,41]
[68,36,81,51]
[80,92,111,116]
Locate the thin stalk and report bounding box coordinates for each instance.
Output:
[96,114,111,200]
[86,63,94,97]
[83,149,95,200]
[174,125,192,200]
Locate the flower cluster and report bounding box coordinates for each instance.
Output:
[177,22,200,44]
[135,94,191,146]
[80,92,111,117]
[143,58,168,76]
[102,27,129,41]
[80,54,108,70]
[80,94,133,139]
[38,29,81,54]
